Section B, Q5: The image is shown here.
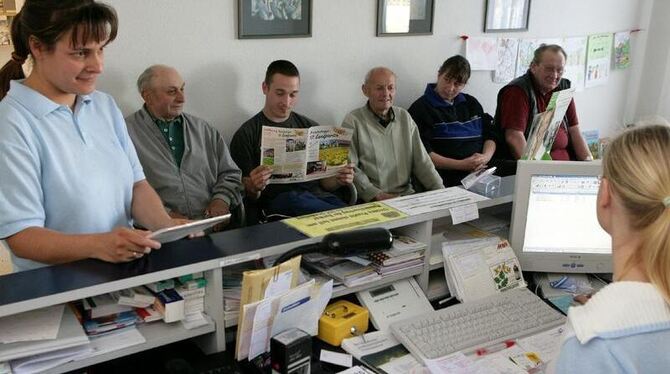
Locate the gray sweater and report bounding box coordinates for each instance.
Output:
[126,108,242,218]
[342,105,443,202]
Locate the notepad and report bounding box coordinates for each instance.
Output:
[149,214,231,243]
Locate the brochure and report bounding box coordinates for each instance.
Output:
[521,88,576,160]
[261,125,353,184]
[442,239,526,303]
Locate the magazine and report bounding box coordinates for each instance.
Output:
[521,88,575,160]
[260,125,353,184]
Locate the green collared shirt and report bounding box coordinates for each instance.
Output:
[366,101,395,128]
[148,108,185,167]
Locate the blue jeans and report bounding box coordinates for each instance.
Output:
[268,191,347,216]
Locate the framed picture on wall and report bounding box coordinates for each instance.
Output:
[484,0,531,33]
[238,0,312,39]
[376,0,434,36]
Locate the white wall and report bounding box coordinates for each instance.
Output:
[634,0,670,122]
[1,1,657,141]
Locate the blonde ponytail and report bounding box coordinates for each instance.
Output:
[603,124,670,303]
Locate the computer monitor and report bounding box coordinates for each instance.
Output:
[509,160,612,273]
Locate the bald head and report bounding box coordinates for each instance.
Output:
[362,67,396,117]
[138,64,186,120]
[363,67,396,86]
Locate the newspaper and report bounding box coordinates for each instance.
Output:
[260,125,352,184]
[521,88,576,160]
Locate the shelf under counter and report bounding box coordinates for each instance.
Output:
[45,314,215,374]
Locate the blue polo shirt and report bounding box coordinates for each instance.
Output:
[0,81,145,272]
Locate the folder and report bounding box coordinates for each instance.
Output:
[234,256,302,359]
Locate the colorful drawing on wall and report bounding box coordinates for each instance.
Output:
[613,31,631,69]
[585,33,613,88]
[561,36,588,91]
[466,37,498,70]
[515,39,541,78]
[494,38,519,83]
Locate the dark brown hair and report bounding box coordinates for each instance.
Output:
[438,55,471,84]
[0,0,118,99]
[264,60,300,86]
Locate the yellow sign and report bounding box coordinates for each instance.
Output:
[283,202,407,237]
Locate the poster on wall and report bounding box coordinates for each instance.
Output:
[561,36,588,91]
[613,31,631,69]
[515,39,541,77]
[494,38,519,83]
[466,37,498,70]
[585,33,613,88]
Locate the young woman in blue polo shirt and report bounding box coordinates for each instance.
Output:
[0,0,178,272]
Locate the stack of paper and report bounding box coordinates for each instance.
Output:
[366,235,426,276]
[303,254,381,288]
[0,306,89,363]
[10,327,146,374]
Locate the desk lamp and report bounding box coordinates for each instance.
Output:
[272,227,393,267]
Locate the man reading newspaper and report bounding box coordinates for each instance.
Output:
[230,60,355,219]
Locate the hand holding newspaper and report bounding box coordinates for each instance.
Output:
[260,126,353,184]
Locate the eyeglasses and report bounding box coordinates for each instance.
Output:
[542,66,564,76]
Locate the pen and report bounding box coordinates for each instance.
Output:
[474,340,516,356]
[438,296,455,305]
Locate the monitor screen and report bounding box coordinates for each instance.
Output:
[510,160,612,273]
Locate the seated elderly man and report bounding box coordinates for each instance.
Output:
[342,67,444,202]
[126,65,243,228]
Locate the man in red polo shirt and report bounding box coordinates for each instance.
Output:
[494,44,591,161]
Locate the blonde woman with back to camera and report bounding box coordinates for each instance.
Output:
[551,124,670,373]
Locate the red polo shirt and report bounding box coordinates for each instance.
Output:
[499,85,579,160]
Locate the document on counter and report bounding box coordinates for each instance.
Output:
[283,202,406,237]
[248,299,273,360]
[336,366,375,374]
[382,187,488,216]
[341,331,424,374]
[516,326,564,364]
[0,305,64,344]
[320,349,352,368]
[263,270,293,299]
[449,203,479,225]
[425,352,492,374]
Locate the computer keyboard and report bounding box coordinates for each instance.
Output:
[390,288,566,363]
